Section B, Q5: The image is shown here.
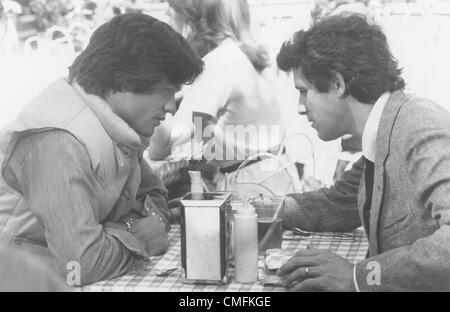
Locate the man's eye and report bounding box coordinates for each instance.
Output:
[299,89,308,96]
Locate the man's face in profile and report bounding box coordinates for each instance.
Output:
[107,81,178,137]
[293,67,350,141]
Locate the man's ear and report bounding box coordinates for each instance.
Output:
[332,72,346,98]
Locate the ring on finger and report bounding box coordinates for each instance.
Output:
[151,212,163,222]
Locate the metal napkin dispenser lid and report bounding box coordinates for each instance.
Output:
[180,192,232,284]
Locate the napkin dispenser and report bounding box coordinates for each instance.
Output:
[180,192,232,284]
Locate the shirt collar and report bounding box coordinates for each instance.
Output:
[361,92,391,162]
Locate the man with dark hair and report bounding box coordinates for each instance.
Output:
[276,14,450,291]
[0,13,203,286]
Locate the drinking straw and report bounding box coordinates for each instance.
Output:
[271,197,284,223]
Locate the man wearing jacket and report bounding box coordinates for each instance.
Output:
[0,13,203,286]
[277,14,450,291]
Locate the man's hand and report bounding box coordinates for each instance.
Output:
[277,247,355,292]
[128,215,170,256]
[144,195,171,232]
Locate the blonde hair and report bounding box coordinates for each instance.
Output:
[167,0,269,72]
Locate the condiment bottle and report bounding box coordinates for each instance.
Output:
[233,199,258,283]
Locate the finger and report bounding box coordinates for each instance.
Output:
[168,199,182,209]
[151,208,169,224]
[290,278,324,292]
[164,220,172,233]
[150,210,170,232]
[281,266,321,288]
[147,214,164,223]
[147,215,167,232]
[278,256,318,276]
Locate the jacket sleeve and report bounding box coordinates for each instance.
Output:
[3,130,149,286]
[284,156,363,232]
[134,155,170,218]
[355,102,450,291]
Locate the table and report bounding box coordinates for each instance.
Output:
[82,226,368,292]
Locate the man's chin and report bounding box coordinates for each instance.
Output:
[137,128,155,138]
[317,130,339,142]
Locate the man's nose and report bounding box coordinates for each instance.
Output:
[297,101,307,115]
[165,97,177,115]
[297,105,307,115]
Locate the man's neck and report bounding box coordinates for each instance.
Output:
[347,98,373,139]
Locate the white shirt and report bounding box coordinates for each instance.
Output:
[169,38,284,164]
[353,92,391,291]
[361,92,391,162]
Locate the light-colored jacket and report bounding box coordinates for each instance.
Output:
[285,91,450,291]
[0,78,167,282]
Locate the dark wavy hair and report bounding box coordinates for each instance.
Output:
[277,14,405,104]
[167,0,269,72]
[68,13,204,98]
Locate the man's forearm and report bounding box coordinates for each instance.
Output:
[8,130,150,286]
[284,191,361,232]
[72,224,149,285]
[284,157,363,232]
[137,158,169,211]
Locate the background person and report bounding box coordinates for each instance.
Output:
[147,0,289,197]
[1,0,21,55]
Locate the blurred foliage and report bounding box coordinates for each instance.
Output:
[26,0,165,31]
[28,0,75,31]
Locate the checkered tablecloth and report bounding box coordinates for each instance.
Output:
[82,226,368,292]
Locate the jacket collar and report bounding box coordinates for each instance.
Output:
[374,90,409,166]
[72,81,149,152]
[367,90,409,256]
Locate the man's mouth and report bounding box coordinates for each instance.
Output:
[155,116,166,123]
[153,119,162,127]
